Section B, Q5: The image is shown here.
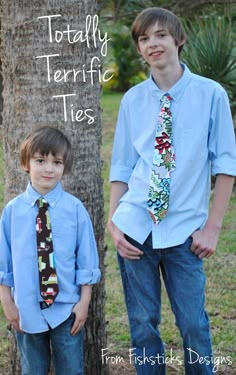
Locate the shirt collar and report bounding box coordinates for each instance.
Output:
[148,63,191,103]
[24,181,63,208]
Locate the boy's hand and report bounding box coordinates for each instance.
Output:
[2,300,23,332]
[191,227,219,259]
[71,300,89,336]
[191,174,234,259]
[108,221,143,260]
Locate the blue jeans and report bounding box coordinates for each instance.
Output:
[118,234,213,374]
[16,313,84,375]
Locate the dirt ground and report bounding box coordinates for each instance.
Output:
[108,357,180,374]
[108,357,236,375]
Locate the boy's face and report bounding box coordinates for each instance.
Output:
[137,22,181,70]
[27,152,65,195]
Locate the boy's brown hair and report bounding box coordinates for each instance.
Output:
[131,7,186,54]
[20,126,73,174]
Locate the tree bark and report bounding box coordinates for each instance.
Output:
[0,0,108,374]
[7,325,21,375]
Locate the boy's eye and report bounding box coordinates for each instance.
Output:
[139,36,148,42]
[36,159,44,163]
[55,160,64,165]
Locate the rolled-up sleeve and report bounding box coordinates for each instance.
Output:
[209,88,236,176]
[76,269,101,285]
[109,98,139,183]
[0,207,14,288]
[0,271,14,287]
[75,205,101,285]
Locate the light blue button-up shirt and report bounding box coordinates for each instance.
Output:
[110,64,236,249]
[0,182,101,333]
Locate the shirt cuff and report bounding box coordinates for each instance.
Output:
[76,269,101,285]
[211,161,236,177]
[0,272,14,287]
[109,164,132,183]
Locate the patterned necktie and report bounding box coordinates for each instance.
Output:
[147,94,176,225]
[36,197,59,306]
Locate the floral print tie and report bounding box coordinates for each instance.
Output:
[147,94,176,225]
[36,197,59,307]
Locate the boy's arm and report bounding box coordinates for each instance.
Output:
[0,209,23,332]
[0,285,23,332]
[71,284,92,336]
[107,181,143,259]
[191,174,235,258]
[71,202,101,336]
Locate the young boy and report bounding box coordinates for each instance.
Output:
[108,7,236,374]
[0,126,101,375]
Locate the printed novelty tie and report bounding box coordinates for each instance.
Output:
[36,197,59,306]
[147,94,176,225]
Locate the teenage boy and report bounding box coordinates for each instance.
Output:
[0,126,101,375]
[108,7,236,374]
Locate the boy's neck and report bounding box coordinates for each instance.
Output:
[151,62,183,92]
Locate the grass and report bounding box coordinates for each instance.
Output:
[0,93,235,374]
[101,93,131,354]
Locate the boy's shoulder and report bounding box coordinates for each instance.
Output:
[121,70,227,104]
[125,78,150,96]
[121,78,151,105]
[59,190,92,223]
[2,189,85,211]
[0,193,26,220]
[3,192,25,208]
[189,71,226,94]
[61,190,83,206]
[59,190,89,213]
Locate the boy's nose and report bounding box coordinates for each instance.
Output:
[44,163,54,172]
[149,36,158,48]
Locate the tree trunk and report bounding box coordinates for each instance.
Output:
[0,1,108,374]
[7,325,21,375]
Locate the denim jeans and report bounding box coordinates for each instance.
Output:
[118,234,213,374]
[16,313,84,375]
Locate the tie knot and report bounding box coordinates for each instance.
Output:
[36,197,48,209]
[160,94,172,109]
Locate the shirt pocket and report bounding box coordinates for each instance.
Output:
[51,221,77,249]
[174,127,208,162]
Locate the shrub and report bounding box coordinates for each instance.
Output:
[182,16,236,115]
[110,24,148,91]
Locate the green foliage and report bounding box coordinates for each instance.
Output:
[102,2,236,101]
[182,16,236,115]
[109,25,148,91]
[101,0,170,24]
[102,0,236,22]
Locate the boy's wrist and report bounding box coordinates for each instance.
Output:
[0,285,13,301]
[80,284,92,304]
[204,220,222,234]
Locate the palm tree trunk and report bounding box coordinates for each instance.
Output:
[0,1,108,374]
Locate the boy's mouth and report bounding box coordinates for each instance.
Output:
[149,51,163,57]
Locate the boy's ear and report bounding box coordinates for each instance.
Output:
[136,44,141,55]
[177,39,186,48]
[22,165,30,174]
